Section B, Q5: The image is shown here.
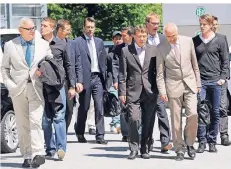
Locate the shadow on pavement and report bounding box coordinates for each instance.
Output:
[151,154,192,160]
[1,155,22,160]
[92,146,129,152]
[0,162,22,168]
[86,153,127,159]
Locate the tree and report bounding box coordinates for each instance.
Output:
[48,4,162,40]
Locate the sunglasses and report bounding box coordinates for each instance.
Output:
[20,26,36,31]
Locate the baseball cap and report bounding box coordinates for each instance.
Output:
[112,31,122,37]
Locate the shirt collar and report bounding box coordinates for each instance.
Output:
[20,36,34,46]
[135,43,146,51]
[199,33,215,42]
[148,33,159,39]
[84,33,93,40]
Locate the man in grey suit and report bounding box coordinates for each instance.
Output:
[1,18,52,168]
[119,25,158,160]
[156,23,201,161]
[145,12,172,153]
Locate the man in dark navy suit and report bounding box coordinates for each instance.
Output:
[73,17,108,144]
[56,19,83,133]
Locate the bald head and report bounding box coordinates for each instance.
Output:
[163,23,178,44]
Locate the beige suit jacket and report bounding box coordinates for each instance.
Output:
[156,35,201,98]
[1,36,53,100]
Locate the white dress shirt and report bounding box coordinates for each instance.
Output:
[135,43,146,67]
[84,34,100,73]
[148,33,160,46]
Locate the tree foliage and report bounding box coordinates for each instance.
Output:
[48,4,162,40]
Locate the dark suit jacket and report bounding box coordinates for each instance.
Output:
[73,34,107,89]
[118,43,159,102]
[105,46,116,90]
[66,38,83,84]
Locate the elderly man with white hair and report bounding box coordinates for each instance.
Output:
[156,22,201,161]
[1,17,53,168]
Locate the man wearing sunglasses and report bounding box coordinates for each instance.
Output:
[1,17,53,168]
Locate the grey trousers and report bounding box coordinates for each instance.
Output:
[219,81,229,139]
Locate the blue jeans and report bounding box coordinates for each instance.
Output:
[197,82,222,144]
[109,86,129,136]
[42,87,67,154]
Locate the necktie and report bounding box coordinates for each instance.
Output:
[150,36,156,46]
[25,42,32,68]
[88,39,94,60]
[173,44,180,62]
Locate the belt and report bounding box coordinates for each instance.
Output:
[91,72,100,76]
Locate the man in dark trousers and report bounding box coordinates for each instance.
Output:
[56,19,83,133]
[145,12,172,152]
[119,25,158,160]
[73,17,108,144]
[40,17,76,160]
[113,27,133,142]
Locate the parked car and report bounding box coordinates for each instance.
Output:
[103,41,113,48]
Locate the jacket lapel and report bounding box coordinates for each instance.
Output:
[13,37,27,66]
[81,34,91,61]
[128,43,142,70]
[142,44,151,69]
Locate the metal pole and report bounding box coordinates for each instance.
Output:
[6,4,10,28]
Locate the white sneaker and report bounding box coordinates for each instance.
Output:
[57,149,65,161]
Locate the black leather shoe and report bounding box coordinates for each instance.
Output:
[31,155,45,168]
[77,134,87,143]
[221,138,231,146]
[45,152,55,159]
[22,159,31,168]
[197,142,206,153]
[209,143,218,153]
[89,128,96,135]
[122,136,128,142]
[148,139,154,152]
[187,146,196,160]
[141,153,150,159]
[175,153,184,161]
[127,151,138,160]
[96,139,108,145]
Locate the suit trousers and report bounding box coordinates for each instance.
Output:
[219,81,229,139]
[127,91,158,153]
[64,80,75,133]
[150,97,171,147]
[168,84,198,153]
[76,73,105,139]
[11,83,45,159]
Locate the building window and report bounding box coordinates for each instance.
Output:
[1,4,6,16]
[12,4,41,17]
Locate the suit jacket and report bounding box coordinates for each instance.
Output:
[105,46,116,90]
[66,38,83,84]
[73,34,107,89]
[156,35,201,98]
[1,36,53,99]
[119,43,158,102]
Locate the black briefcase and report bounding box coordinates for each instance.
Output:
[103,91,122,117]
[197,94,212,125]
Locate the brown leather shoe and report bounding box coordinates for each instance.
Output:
[161,143,172,153]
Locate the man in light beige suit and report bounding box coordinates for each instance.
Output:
[1,18,53,168]
[156,23,201,161]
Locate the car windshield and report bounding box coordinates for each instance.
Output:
[1,34,20,51]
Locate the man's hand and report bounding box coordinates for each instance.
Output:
[217,79,225,86]
[160,95,168,102]
[113,83,118,90]
[76,83,83,93]
[197,87,201,93]
[119,96,126,104]
[35,69,42,77]
[68,87,76,100]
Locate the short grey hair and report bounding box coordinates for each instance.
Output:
[163,22,178,34]
[19,17,34,28]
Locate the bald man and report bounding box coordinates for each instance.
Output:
[1,18,53,168]
[156,23,201,161]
